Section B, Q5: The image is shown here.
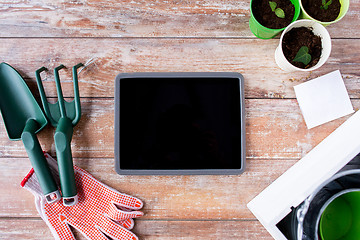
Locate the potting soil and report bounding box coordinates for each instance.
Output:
[252,0,295,29]
[282,27,322,69]
[302,0,341,22]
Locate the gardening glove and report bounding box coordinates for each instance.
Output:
[21,153,144,240]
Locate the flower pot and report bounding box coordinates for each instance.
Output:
[300,0,350,26]
[249,0,301,39]
[284,169,360,240]
[319,190,360,240]
[298,168,360,240]
[275,19,331,72]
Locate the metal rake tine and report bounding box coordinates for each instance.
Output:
[54,64,67,118]
[72,63,83,125]
[35,66,57,126]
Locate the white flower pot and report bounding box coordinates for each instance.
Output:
[275,19,332,72]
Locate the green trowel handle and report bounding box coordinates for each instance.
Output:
[21,119,60,202]
[54,117,77,200]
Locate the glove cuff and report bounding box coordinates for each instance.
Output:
[21,168,35,188]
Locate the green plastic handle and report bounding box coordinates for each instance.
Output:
[21,119,60,203]
[54,117,77,203]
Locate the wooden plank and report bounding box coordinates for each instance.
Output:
[0,0,358,38]
[0,218,54,240]
[0,38,359,99]
[0,218,272,239]
[0,157,296,219]
[0,99,357,159]
[133,220,273,240]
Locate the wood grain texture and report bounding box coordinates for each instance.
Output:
[1,0,359,239]
[0,157,296,220]
[0,0,358,38]
[0,218,272,239]
[0,38,359,99]
[0,99,357,159]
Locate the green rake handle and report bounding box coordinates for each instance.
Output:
[54,117,77,205]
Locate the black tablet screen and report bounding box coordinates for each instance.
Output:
[119,77,242,170]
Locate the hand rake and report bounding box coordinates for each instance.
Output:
[36,63,83,206]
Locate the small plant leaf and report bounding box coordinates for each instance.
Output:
[269,1,285,18]
[293,46,312,65]
[321,0,332,9]
[275,8,285,18]
[269,1,277,11]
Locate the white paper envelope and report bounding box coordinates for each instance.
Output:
[294,70,354,129]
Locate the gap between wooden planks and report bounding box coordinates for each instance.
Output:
[0,157,296,219]
[0,0,358,38]
[0,218,273,239]
[0,99,358,159]
[0,39,359,99]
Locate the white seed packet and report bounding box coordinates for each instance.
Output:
[294,70,354,129]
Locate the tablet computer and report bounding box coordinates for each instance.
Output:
[115,72,245,175]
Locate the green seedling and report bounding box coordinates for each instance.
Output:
[275,8,285,18]
[269,1,285,18]
[269,1,277,11]
[293,46,312,65]
[321,0,332,9]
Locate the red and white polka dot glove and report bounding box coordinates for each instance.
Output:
[21,153,144,240]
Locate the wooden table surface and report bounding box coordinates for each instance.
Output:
[0,0,359,239]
